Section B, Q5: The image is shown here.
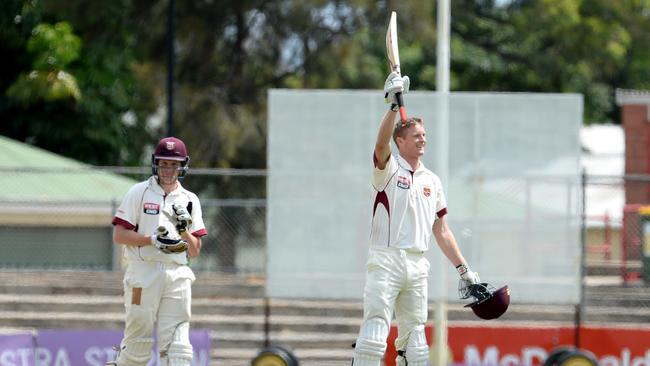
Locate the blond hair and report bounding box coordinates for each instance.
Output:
[392,117,424,144]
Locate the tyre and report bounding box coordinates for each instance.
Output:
[251,346,299,366]
[544,347,576,366]
[556,349,598,366]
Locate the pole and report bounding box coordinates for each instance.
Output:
[166,0,175,137]
[264,296,270,348]
[576,169,587,348]
[434,0,451,365]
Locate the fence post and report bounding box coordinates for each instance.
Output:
[576,169,587,348]
[111,199,119,271]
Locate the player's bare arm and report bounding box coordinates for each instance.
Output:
[375,110,397,169]
[432,216,467,267]
[182,231,202,258]
[113,225,152,247]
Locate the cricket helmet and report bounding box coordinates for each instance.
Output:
[460,282,510,320]
[151,137,190,177]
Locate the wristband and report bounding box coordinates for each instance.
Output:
[456,264,469,276]
[390,103,399,112]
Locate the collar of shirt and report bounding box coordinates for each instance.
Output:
[396,154,426,174]
[147,176,184,196]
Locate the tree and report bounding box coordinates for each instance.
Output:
[0,0,155,165]
[6,22,82,104]
[448,0,649,122]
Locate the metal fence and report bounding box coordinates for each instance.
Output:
[583,174,645,282]
[3,167,650,287]
[0,166,266,273]
[581,174,650,327]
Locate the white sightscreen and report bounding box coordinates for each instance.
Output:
[267,89,583,304]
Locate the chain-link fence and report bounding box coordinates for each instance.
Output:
[4,167,650,280]
[582,174,650,327]
[2,166,650,314]
[583,174,645,282]
[3,166,650,366]
[0,166,266,273]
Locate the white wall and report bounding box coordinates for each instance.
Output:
[267,89,583,304]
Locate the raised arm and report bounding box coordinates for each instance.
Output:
[376,72,410,170]
[375,110,398,170]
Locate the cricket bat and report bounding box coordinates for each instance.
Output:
[386,11,408,122]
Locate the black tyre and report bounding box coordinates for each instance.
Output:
[251,346,299,366]
[544,347,576,366]
[556,349,598,366]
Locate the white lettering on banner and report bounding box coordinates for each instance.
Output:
[523,347,547,366]
[52,349,71,366]
[34,347,50,365]
[465,346,500,365]
[85,346,116,366]
[195,349,209,366]
[1,348,34,366]
[0,350,16,366]
[465,346,547,366]
[464,346,650,366]
[0,345,210,366]
[600,349,650,366]
[16,348,33,366]
[34,347,71,366]
[501,354,519,366]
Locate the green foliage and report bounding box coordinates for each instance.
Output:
[1,0,649,172]
[0,0,155,166]
[6,21,82,105]
[449,0,648,122]
[28,22,81,71]
[6,70,81,103]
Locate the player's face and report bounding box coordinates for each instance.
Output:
[157,159,182,186]
[397,123,426,159]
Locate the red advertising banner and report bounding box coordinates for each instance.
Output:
[385,324,650,366]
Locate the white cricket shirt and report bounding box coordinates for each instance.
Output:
[370,154,447,252]
[112,176,207,264]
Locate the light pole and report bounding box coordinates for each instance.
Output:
[166,0,175,137]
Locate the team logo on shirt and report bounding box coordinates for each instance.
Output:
[423,186,431,197]
[397,175,411,189]
[143,203,160,215]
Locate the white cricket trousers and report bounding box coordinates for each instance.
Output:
[120,260,195,364]
[360,247,430,356]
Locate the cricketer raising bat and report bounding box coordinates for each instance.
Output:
[386,11,408,122]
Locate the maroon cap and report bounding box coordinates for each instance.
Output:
[153,137,188,161]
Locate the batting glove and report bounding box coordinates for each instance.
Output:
[384,71,410,107]
[172,204,192,233]
[457,263,480,285]
[151,227,189,254]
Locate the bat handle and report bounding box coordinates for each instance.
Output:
[395,92,408,121]
[157,226,169,236]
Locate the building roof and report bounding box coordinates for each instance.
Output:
[0,135,137,226]
[616,89,650,122]
[615,88,650,106]
[0,135,135,202]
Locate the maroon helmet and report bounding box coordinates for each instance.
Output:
[461,283,510,320]
[151,137,190,177]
